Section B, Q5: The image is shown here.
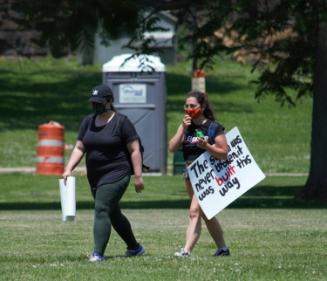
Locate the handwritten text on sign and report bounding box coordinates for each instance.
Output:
[187,127,265,219]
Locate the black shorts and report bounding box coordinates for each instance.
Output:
[183,160,193,180]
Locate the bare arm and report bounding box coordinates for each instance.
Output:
[127,139,144,193]
[62,140,85,183]
[168,124,184,153]
[168,114,191,153]
[197,133,228,160]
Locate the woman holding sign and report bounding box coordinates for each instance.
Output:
[169,90,230,257]
[63,84,145,262]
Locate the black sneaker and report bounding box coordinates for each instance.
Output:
[213,247,230,256]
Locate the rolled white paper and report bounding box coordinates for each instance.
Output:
[59,176,76,222]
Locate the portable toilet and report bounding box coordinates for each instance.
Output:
[102,54,166,174]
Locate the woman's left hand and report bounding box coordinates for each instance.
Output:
[197,137,208,149]
[134,176,144,193]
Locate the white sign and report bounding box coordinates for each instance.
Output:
[59,176,76,222]
[187,127,265,219]
[119,84,146,103]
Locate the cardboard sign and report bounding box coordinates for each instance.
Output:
[187,127,265,219]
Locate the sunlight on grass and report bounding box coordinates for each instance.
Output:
[0,172,325,280]
[0,57,312,173]
[0,208,326,281]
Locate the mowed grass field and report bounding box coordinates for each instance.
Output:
[0,174,326,281]
[0,57,323,280]
[0,57,312,173]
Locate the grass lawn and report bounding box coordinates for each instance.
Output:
[1,209,326,281]
[0,174,326,281]
[0,57,320,280]
[0,57,312,173]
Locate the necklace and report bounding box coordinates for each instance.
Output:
[106,112,115,123]
[201,118,207,124]
[193,117,207,125]
[95,111,115,127]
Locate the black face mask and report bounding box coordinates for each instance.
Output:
[92,103,107,115]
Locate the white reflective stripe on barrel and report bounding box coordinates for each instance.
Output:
[38,140,64,146]
[37,156,64,163]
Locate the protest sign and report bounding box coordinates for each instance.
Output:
[187,127,265,219]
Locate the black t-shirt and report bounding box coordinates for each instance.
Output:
[182,119,225,162]
[77,113,138,187]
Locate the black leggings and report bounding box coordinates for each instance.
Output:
[93,175,139,255]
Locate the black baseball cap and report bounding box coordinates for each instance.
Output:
[89,84,113,103]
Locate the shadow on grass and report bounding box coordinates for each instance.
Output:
[166,72,253,114]
[0,185,326,210]
[0,69,250,131]
[0,69,100,131]
[166,72,244,97]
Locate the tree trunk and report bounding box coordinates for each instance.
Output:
[190,5,198,70]
[300,21,327,202]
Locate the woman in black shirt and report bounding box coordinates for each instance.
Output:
[169,90,230,257]
[63,84,144,262]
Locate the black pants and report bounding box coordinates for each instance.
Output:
[93,175,139,255]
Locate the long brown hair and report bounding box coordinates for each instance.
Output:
[186,90,215,121]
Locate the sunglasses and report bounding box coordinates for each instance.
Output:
[184,104,200,110]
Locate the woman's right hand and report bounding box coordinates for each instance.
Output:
[182,114,192,130]
[62,169,72,185]
[134,176,144,193]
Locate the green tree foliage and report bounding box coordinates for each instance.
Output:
[228,0,327,200]
[16,0,142,62]
[15,0,327,201]
[230,0,318,105]
[142,0,327,201]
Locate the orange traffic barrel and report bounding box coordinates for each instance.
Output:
[36,121,64,176]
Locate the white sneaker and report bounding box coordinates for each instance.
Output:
[174,248,191,257]
[88,252,104,262]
